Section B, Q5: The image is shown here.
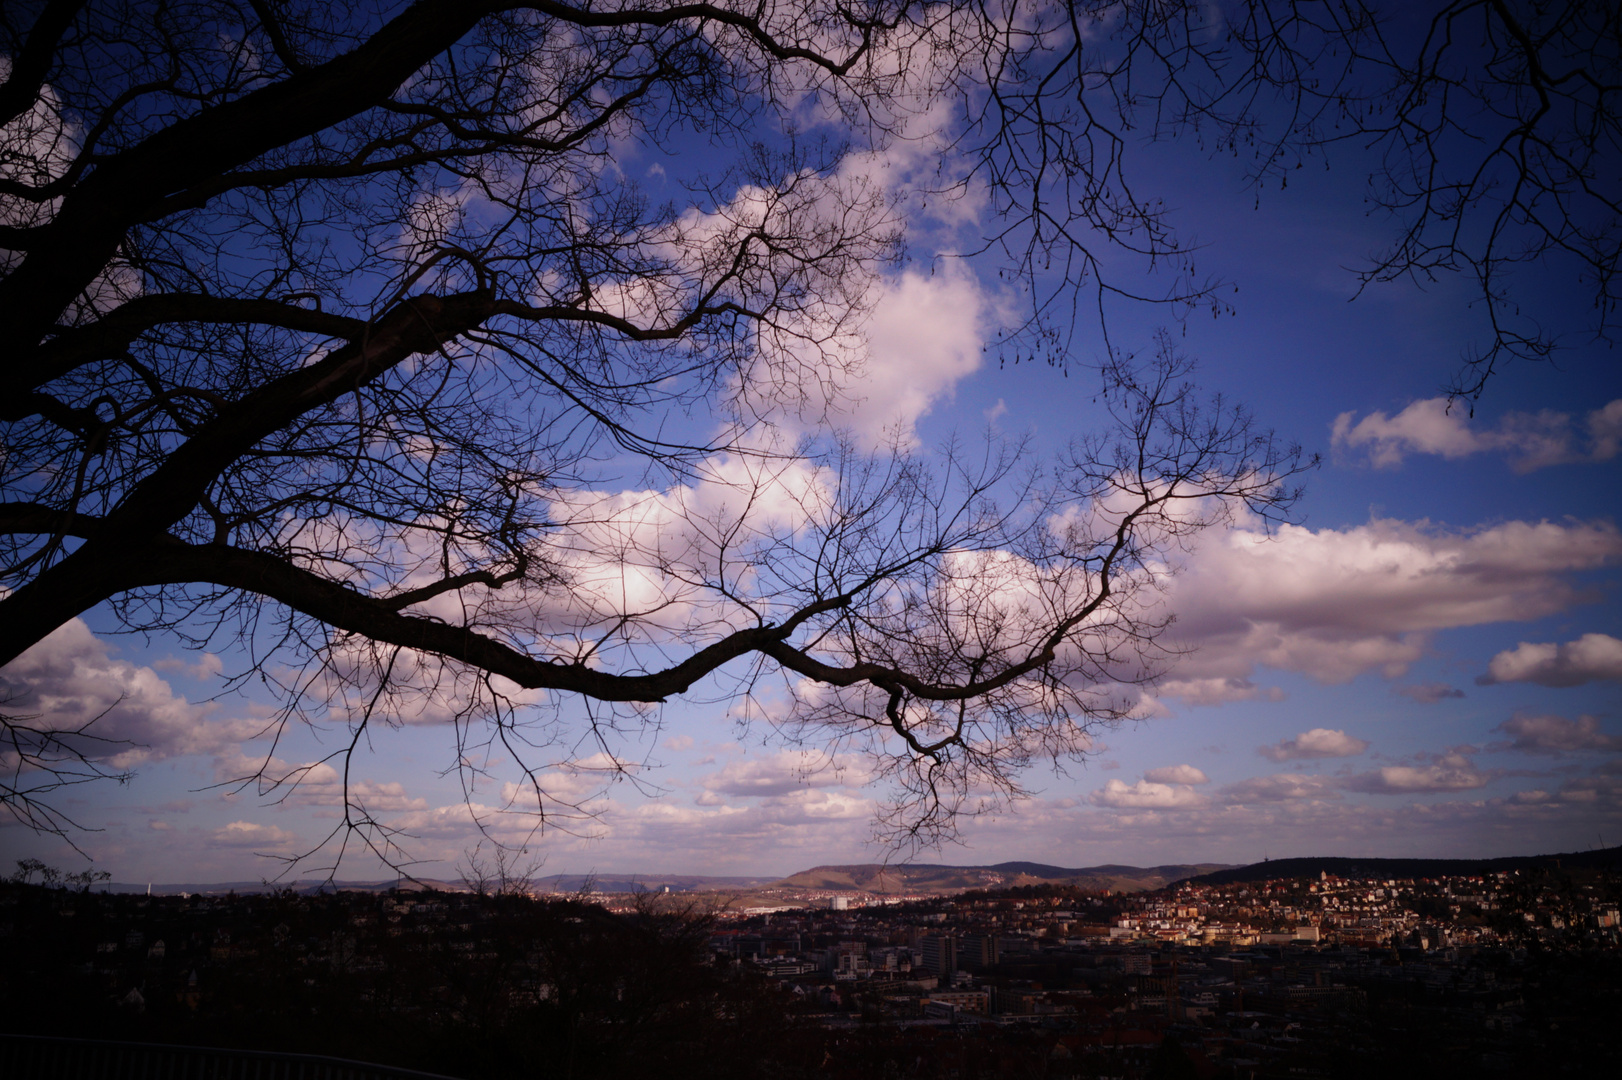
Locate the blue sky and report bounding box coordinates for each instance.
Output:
[4,19,1621,884]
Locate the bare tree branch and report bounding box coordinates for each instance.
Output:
[22,1,1600,865]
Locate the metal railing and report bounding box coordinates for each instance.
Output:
[0,1033,465,1080]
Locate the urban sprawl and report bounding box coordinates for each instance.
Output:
[4,861,1619,1077]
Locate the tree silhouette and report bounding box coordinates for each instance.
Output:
[2,2,1606,858]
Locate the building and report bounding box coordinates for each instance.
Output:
[918,934,956,977]
[959,934,999,969]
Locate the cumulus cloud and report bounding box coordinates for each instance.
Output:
[1160,516,1622,692]
[0,618,258,769]
[1394,682,1465,704]
[598,103,991,452]
[1491,712,1622,754]
[294,779,428,813]
[1154,677,1286,707]
[374,779,885,873]
[1553,771,1622,806]
[781,91,992,448]
[1332,397,1622,472]
[210,749,432,814]
[258,433,1621,740]
[1258,728,1370,762]
[839,266,987,447]
[385,800,551,844]
[153,653,224,682]
[1220,773,1341,804]
[700,750,864,797]
[212,821,297,848]
[1342,751,1493,794]
[596,786,880,868]
[272,450,842,733]
[1089,778,1208,809]
[1142,764,1209,785]
[1478,633,1622,687]
[520,450,838,640]
[1591,399,1622,460]
[489,752,636,815]
[214,752,339,788]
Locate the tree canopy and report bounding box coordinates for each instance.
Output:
[0,1,1613,865]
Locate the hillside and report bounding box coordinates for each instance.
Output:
[1175,846,1622,888]
[772,861,1232,895]
[533,873,776,894]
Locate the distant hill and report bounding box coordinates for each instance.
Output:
[88,847,1621,899]
[532,873,776,894]
[1175,846,1622,888]
[772,861,1232,895]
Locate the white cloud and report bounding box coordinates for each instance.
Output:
[153,653,224,682]
[1332,397,1622,472]
[1220,772,1341,804]
[1155,677,1285,707]
[840,266,986,447]
[372,780,885,874]
[1142,764,1209,785]
[533,450,836,629]
[1590,399,1622,460]
[292,779,428,813]
[1258,728,1370,762]
[385,801,549,844]
[1491,712,1622,754]
[212,753,431,812]
[272,451,843,733]
[493,752,636,813]
[765,86,995,445]
[1342,751,1493,794]
[0,618,258,769]
[582,102,993,453]
[1162,517,1622,690]
[1333,398,1498,465]
[1478,633,1622,687]
[596,786,880,868]
[1554,771,1622,806]
[214,751,339,788]
[259,455,1621,778]
[212,821,297,848]
[1089,778,1208,809]
[700,750,865,797]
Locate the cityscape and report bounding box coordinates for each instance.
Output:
[4,849,1619,1077]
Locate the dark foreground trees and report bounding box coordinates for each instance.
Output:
[0,879,824,1080]
[0,2,1612,857]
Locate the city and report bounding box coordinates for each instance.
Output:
[4,850,1618,1077]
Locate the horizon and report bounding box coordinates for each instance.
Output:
[35,842,1622,891]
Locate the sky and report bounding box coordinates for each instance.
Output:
[4,14,1621,885]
